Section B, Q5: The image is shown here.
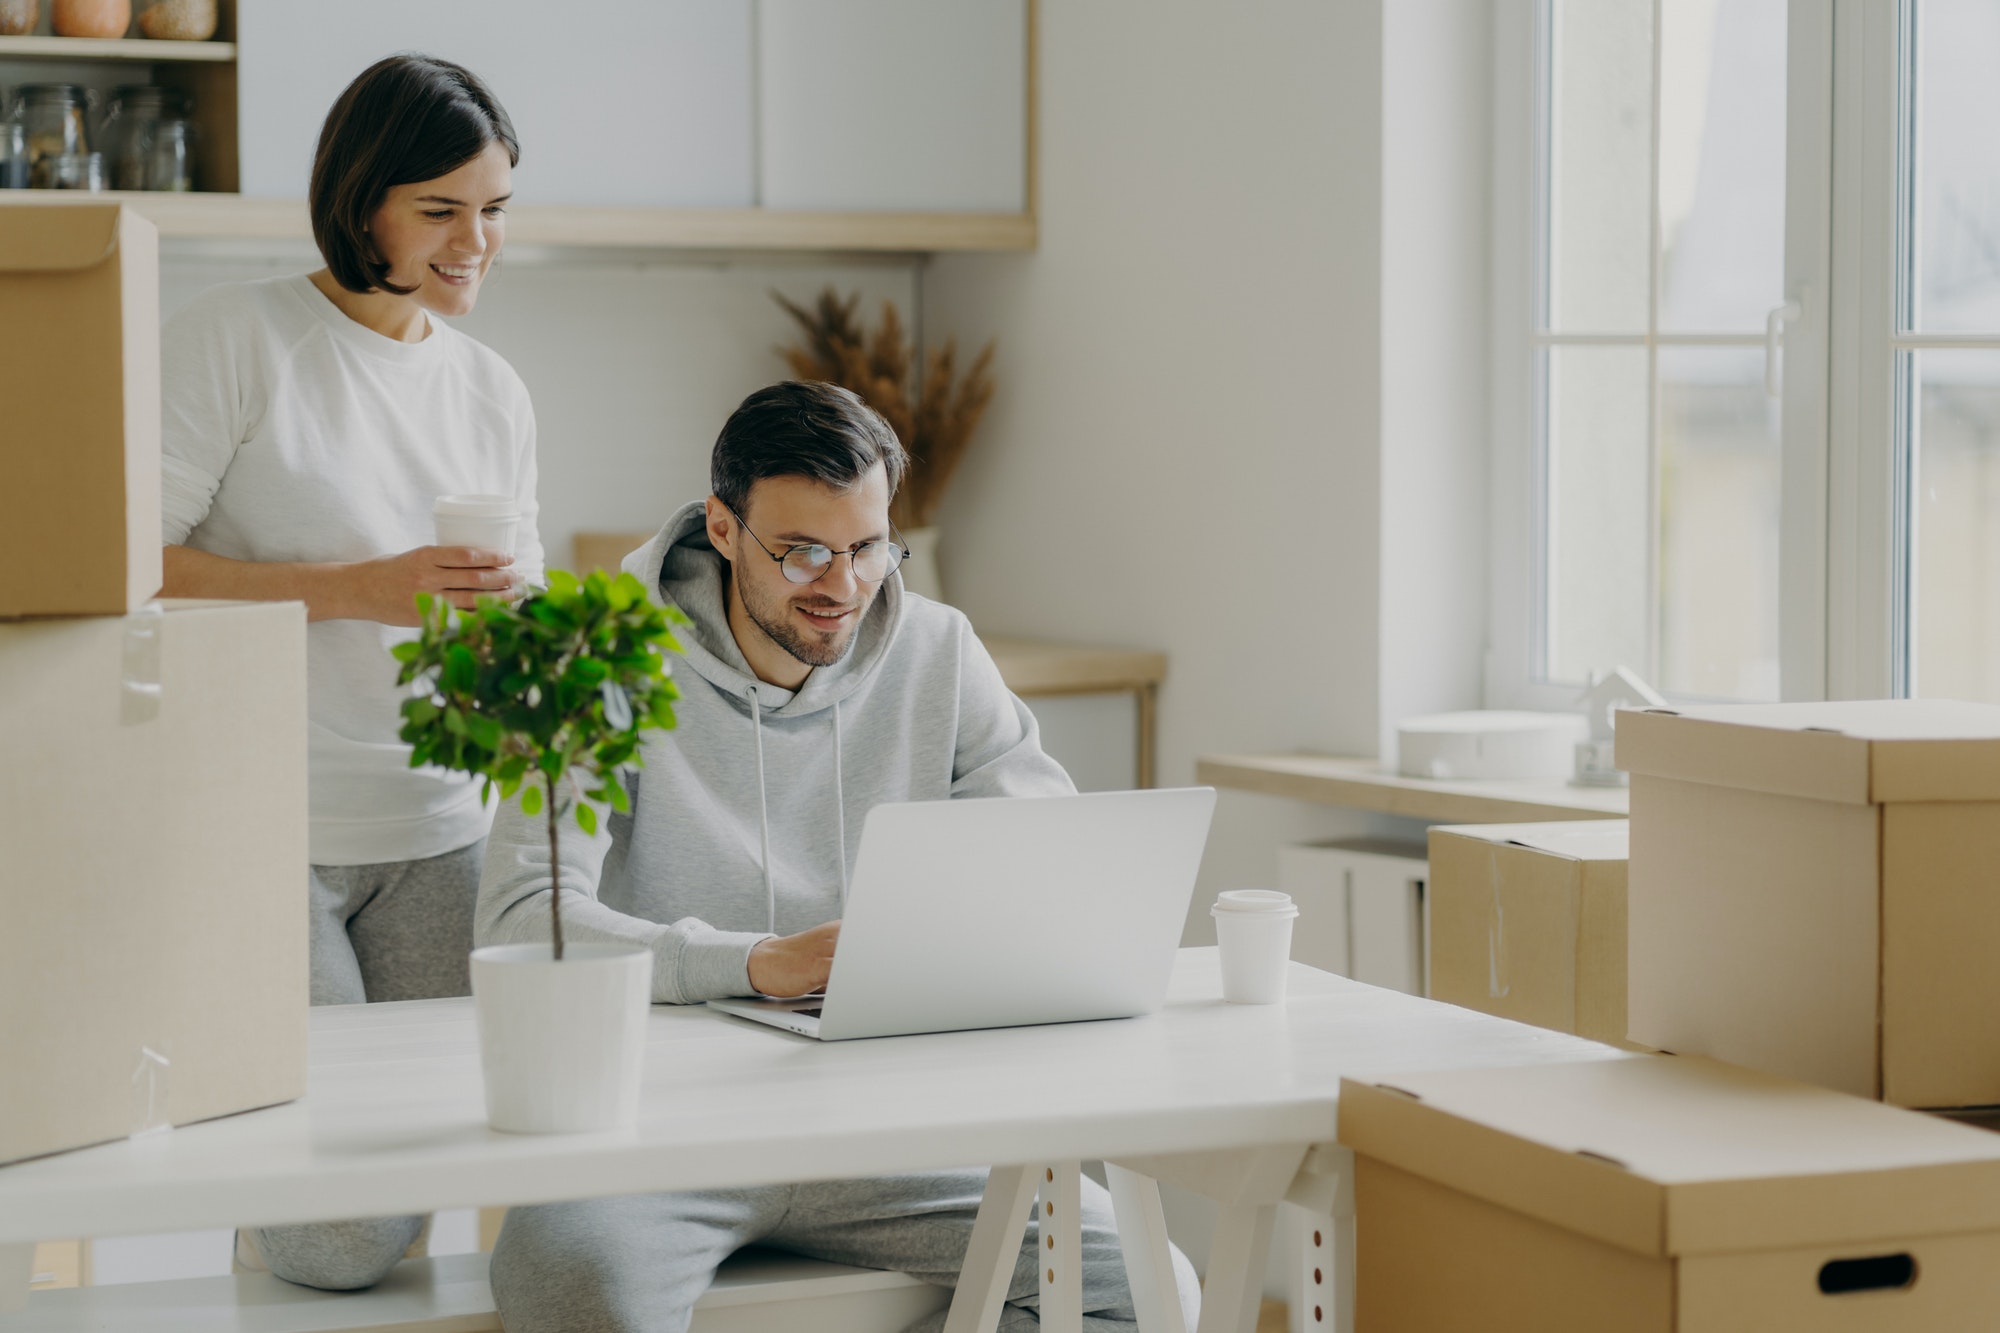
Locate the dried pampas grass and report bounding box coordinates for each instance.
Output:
[774,287,996,530]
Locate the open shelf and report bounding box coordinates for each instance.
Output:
[0,189,1039,252]
[0,35,234,60]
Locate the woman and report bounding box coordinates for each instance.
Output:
[159,54,541,1289]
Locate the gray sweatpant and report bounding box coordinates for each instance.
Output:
[490,1172,1201,1333]
[246,839,486,1291]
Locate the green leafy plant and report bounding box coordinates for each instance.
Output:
[393,569,689,960]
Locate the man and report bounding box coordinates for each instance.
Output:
[477,381,1200,1333]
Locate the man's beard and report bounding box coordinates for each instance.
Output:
[740,576,865,669]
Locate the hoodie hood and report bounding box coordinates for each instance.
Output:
[625,500,902,719]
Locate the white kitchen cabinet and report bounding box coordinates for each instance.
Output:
[1278,840,1429,996]
[236,1,755,208]
[758,0,1028,213]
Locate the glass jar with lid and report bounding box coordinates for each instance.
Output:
[0,118,28,190]
[100,85,187,191]
[9,84,92,190]
[144,115,194,191]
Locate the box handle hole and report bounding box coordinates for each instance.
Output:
[1818,1254,1916,1295]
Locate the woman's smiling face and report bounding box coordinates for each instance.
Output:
[367,140,512,317]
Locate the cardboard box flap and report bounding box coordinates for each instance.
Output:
[1432,821,1629,861]
[1337,1058,2000,1258]
[0,203,128,273]
[1616,700,2000,803]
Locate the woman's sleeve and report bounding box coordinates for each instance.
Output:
[159,294,250,545]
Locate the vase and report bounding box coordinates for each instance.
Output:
[0,0,39,36]
[898,526,944,603]
[51,0,128,37]
[470,942,653,1134]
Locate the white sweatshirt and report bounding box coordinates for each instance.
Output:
[161,273,544,866]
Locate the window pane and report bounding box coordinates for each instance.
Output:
[1658,0,1788,333]
[1547,0,1653,332]
[1913,350,2000,702]
[1547,346,1651,681]
[1658,349,1782,699]
[1912,0,2000,334]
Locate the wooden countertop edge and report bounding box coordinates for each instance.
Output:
[1194,754,1626,822]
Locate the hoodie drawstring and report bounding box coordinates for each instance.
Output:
[749,688,776,934]
[833,699,849,907]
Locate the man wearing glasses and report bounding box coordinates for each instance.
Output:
[476,380,1197,1333]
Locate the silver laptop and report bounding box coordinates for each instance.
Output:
[707,787,1216,1040]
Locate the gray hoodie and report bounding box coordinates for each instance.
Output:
[476,500,1075,1003]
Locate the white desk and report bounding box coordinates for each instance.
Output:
[0,951,1627,1332]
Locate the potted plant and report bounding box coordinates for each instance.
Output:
[394,569,688,1133]
[774,286,996,601]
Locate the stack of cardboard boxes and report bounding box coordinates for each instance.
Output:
[0,203,309,1167]
[1352,700,2000,1328]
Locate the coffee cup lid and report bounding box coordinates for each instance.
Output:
[435,493,520,518]
[1211,889,1298,916]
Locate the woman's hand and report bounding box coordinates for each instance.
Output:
[338,546,519,626]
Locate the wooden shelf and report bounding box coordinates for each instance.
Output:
[980,636,1166,697]
[0,191,1037,252]
[1196,753,1629,824]
[0,36,235,61]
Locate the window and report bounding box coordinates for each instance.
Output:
[1495,0,2000,707]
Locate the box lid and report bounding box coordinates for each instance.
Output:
[1430,821,1629,862]
[0,202,130,273]
[1616,700,2000,803]
[1338,1056,2000,1258]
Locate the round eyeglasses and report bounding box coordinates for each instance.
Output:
[727,505,909,585]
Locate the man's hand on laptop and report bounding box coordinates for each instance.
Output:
[748,920,842,998]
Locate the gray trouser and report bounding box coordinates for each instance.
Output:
[490,1171,1201,1333]
[247,839,486,1291]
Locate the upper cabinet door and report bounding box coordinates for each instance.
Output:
[758,0,1028,213]
[237,1,754,208]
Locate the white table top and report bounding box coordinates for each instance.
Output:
[0,951,1625,1244]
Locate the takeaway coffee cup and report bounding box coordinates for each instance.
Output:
[1211,889,1299,1005]
[434,494,520,556]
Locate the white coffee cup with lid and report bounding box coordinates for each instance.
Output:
[434,494,521,556]
[1211,889,1299,1005]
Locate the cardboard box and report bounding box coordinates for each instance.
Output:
[1340,1056,2000,1332]
[0,600,308,1165]
[1618,700,2000,1108]
[1427,821,1629,1045]
[0,202,162,618]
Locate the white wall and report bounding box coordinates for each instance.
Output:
[1378,0,1495,764]
[921,0,1399,941]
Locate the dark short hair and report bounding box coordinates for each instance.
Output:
[712,382,909,516]
[310,54,519,295]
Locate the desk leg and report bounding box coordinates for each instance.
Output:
[1104,1163,1188,1333]
[944,1164,1038,1333]
[1039,1163,1084,1333]
[1,1244,30,1313]
[1195,1203,1277,1333]
[1286,1154,1354,1333]
[1136,684,1158,790]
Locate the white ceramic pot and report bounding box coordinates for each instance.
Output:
[469,942,653,1134]
[898,526,945,602]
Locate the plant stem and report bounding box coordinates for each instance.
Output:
[545,770,565,962]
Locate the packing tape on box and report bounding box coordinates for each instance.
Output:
[121,605,163,725]
[129,1046,172,1139]
[1486,850,1511,999]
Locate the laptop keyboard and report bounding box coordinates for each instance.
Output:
[794,1007,823,1019]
